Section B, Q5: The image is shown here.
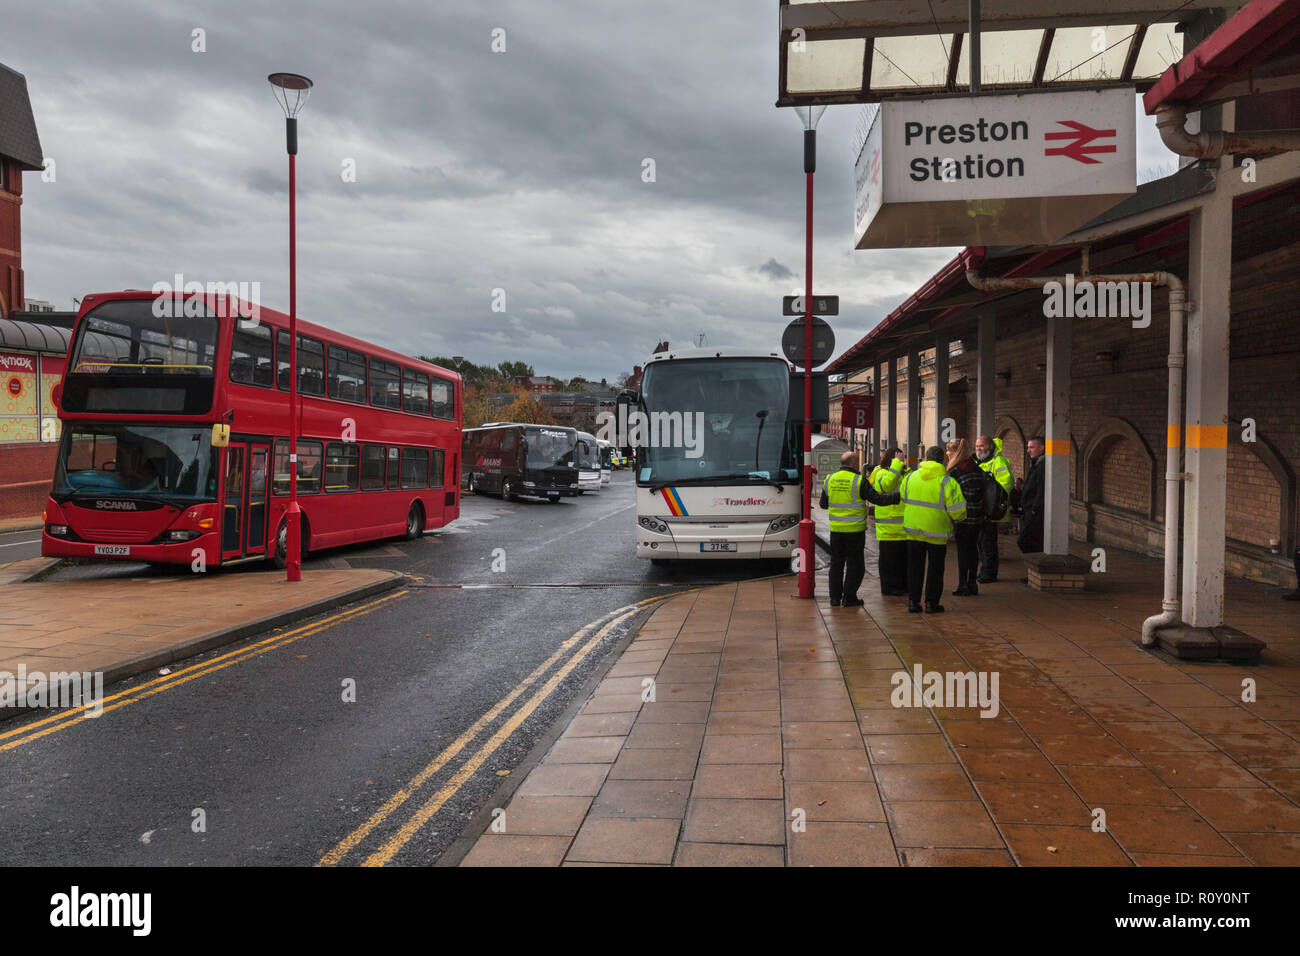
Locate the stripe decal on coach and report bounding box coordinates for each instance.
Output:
[660,487,688,516]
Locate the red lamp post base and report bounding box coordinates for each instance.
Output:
[797,519,815,598]
[286,500,302,582]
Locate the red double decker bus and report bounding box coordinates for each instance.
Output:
[42,290,461,568]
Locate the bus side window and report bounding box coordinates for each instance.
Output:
[400,447,429,489]
[297,440,323,494]
[430,449,444,489]
[387,446,401,491]
[361,444,386,490]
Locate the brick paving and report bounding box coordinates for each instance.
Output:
[461,540,1300,866]
[0,563,404,702]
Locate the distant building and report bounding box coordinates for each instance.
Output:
[0,63,44,320]
[511,375,561,393]
[0,64,59,520]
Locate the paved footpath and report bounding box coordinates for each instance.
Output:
[0,559,403,709]
[459,548,1300,866]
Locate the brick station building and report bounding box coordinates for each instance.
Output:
[825,0,1300,654]
[0,62,66,521]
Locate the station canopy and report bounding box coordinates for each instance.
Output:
[777,0,1247,106]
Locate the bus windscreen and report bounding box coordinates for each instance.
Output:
[52,424,219,502]
[638,358,797,485]
[524,427,576,468]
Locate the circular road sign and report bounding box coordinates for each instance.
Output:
[781,316,834,368]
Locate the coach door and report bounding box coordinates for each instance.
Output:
[220,442,271,562]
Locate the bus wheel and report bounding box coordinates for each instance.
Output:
[272,517,309,569]
[404,503,424,540]
[502,478,519,501]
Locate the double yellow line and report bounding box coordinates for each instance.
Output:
[0,590,408,753]
[320,591,690,867]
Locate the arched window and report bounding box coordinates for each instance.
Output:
[1080,418,1157,521]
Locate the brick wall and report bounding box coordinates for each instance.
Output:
[940,240,1300,588]
[0,440,56,519]
[1225,441,1282,549]
[1098,438,1151,516]
[0,158,23,318]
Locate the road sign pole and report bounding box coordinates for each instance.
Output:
[799,128,815,600]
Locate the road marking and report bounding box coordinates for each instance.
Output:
[319,591,692,867]
[361,604,647,867]
[0,590,408,752]
[544,503,635,544]
[0,537,41,549]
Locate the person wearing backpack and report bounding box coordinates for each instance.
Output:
[974,434,1015,582]
[946,438,987,596]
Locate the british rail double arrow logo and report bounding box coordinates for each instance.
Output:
[1043,120,1118,164]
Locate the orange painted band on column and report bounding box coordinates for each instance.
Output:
[1167,425,1181,447]
[1044,439,1070,456]
[1185,425,1228,449]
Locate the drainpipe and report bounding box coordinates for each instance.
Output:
[966,261,1187,646]
[1155,105,1300,158]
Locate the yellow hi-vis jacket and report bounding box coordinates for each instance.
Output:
[870,457,909,541]
[825,468,868,534]
[978,437,1014,523]
[901,460,967,543]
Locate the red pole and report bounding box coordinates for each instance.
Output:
[286,139,302,581]
[797,151,815,599]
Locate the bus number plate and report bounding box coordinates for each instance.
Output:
[700,543,737,553]
[93,545,131,556]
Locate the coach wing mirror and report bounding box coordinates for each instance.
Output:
[211,423,230,447]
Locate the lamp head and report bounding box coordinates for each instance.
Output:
[268,72,313,118]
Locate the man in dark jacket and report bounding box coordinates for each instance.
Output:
[1018,436,1046,558]
[946,438,985,596]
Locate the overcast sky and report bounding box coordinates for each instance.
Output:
[10,0,1178,381]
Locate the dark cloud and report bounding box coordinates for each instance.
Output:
[754,258,794,281]
[8,0,1176,379]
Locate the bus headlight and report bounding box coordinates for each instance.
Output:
[638,516,670,535]
[167,529,200,542]
[46,524,69,537]
[767,515,799,534]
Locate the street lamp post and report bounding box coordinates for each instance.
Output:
[269,72,313,582]
[795,105,824,600]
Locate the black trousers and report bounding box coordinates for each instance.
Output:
[954,526,980,591]
[829,530,866,603]
[977,522,1000,580]
[877,539,908,593]
[907,540,947,606]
